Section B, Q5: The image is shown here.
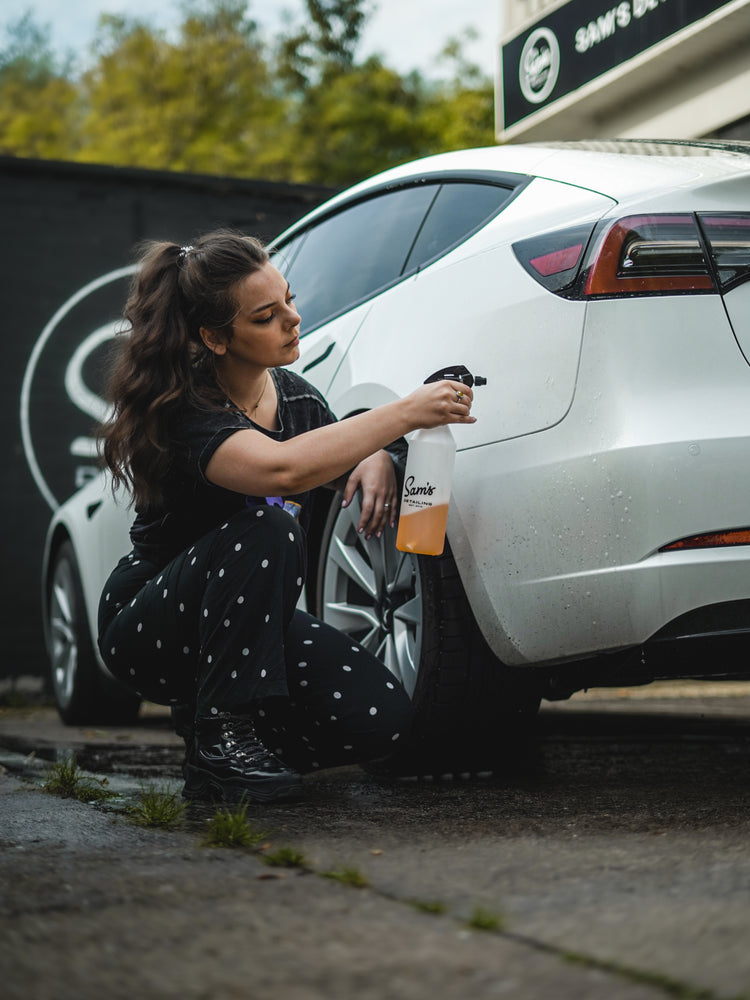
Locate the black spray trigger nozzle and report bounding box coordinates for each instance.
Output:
[424,364,487,388]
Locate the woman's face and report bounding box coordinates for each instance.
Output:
[205,262,301,370]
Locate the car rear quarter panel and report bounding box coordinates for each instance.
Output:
[449,292,750,666]
[723,283,750,364]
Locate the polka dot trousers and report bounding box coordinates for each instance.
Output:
[98,506,413,772]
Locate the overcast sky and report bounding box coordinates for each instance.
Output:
[3,0,504,78]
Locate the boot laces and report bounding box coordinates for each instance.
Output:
[219,715,283,771]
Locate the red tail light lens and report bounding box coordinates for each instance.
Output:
[660,528,750,552]
[583,215,714,296]
[513,223,595,293]
[530,243,584,277]
[698,214,750,293]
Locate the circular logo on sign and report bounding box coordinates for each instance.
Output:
[519,27,560,105]
[20,266,136,511]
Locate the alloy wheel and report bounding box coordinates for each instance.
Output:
[318,494,423,697]
[49,554,79,708]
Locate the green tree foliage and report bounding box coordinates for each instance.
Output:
[420,32,496,154]
[77,4,285,175]
[278,0,372,88]
[272,58,438,185]
[0,12,79,159]
[0,0,496,186]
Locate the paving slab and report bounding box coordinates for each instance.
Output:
[0,771,671,1000]
[2,683,750,1000]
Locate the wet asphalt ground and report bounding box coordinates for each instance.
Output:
[2,681,750,1000]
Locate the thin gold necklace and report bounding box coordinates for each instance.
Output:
[248,372,270,413]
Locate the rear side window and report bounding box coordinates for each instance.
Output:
[280,179,516,335]
[403,182,513,273]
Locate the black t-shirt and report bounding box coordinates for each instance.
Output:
[129,368,337,568]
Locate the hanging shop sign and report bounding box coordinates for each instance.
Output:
[500,0,737,132]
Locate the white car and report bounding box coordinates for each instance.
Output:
[43,139,750,771]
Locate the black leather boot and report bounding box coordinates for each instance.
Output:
[171,703,195,780]
[182,713,303,804]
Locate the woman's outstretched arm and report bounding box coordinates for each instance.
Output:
[204,380,475,498]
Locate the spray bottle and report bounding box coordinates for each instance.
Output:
[396,365,487,556]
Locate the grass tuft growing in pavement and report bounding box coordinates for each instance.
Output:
[467,905,505,932]
[126,784,186,829]
[42,756,115,802]
[320,865,370,888]
[203,803,270,849]
[408,897,447,915]
[262,846,308,869]
[561,951,743,1000]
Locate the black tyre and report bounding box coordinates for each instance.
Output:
[47,540,141,725]
[314,492,541,775]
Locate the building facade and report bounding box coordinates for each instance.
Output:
[498,0,750,143]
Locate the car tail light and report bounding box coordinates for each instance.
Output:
[698,213,750,293]
[660,528,750,552]
[583,215,714,296]
[513,223,596,293]
[515,213,750,299]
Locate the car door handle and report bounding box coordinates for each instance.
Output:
[302,342,335,373]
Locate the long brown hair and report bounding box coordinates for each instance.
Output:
[99,229,269,508]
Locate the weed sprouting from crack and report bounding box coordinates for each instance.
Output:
[42,756,115,803]
[126,784,186,829]
[203,803,270,848]
[320,866,370,888]
[466,905,505,932]
[262,846,308,868]
[561,950,749,1000]
[407,898,447,915]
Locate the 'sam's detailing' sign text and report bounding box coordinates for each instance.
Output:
[500,0,736,131]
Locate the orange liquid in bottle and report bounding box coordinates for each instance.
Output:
[396,503,450,556]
